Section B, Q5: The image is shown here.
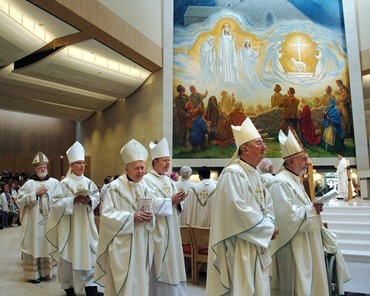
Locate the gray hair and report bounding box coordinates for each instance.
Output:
[257,158,273,173]
[179,166,192,178]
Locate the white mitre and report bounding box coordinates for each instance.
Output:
[149,137,170,160]
[226,117,261,166]
[32,151,49,167]
[66,141,85,164]
[121,139,148,164]
[279,128,305,159]
[232,117,261,149]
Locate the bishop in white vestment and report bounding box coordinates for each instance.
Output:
[206,118,278,296]
[46,142,102,296]
[143,138,187,296]
[94,139,155,295]
[268,129,350,296]
[185,166,217,227]
[176,166,195,225]
[17,151,59,283]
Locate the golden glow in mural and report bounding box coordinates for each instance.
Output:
[173,0,354,159]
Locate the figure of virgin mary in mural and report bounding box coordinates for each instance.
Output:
[238,39,263,88]
[198,36,216,85]
[218,23,238,86]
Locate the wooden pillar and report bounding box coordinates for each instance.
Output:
[302,161,315,201]
[347,161,353,201]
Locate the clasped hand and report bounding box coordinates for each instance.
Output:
[74,195,91,204]
[36,187,48,196]
[135,211,153,223]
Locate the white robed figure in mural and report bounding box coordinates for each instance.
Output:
[238,39,264,88]
[95,139,155,295]
[198,36,216,85]
[218,23,238,86]
[267,129,350,296]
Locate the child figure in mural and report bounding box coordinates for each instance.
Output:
[190,110,210,153]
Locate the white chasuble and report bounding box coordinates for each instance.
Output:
[17,177,59,258]
[268,169,329,296]
[94,175,155,296]
[206,160,275,296]
[143,170,187,296]
[46,173,100,271]
[186,178,217,227]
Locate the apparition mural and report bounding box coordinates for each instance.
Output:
[173,0,355,159]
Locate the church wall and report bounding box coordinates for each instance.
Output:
[0,109,76,180]
[79,70,164,187]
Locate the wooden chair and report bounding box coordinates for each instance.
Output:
[189,226,210,285]
[180,226,193,276]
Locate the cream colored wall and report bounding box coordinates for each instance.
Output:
[80,70,164,186]
[97,0,162,46]
[0,109,76,179]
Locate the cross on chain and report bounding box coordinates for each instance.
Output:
[163,182,171,195]
[255,184,264,203]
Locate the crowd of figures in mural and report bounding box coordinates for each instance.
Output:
[173,79,353,157]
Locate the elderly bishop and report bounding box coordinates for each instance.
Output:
[143,138,187,296]
[94,139,155,295]
[206,117,278,296]
[17,151,59,283]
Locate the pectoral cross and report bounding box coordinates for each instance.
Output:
[255,184,264,203]
[163,182,171,195]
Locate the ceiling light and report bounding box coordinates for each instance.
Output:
[66,46,150,80]
[0,0,54,42]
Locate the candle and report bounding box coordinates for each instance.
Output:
[346,159,350,167]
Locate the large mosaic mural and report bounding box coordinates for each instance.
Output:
[172,0,355,159]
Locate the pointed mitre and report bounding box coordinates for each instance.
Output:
[32,151,49,167]
[225,117,261,167]
[279,128,305,159]
[149,138,170,160]
[66,141,85,164]
[120,139,148,164]
[232,117,261,149]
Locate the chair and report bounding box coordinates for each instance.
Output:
[189,226,210,285]
[180,226,193,276]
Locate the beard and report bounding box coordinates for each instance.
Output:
[37,171,48,180]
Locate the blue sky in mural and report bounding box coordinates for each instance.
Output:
[174,0,344,29]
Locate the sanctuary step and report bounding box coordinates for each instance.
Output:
[321,199,370,263]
